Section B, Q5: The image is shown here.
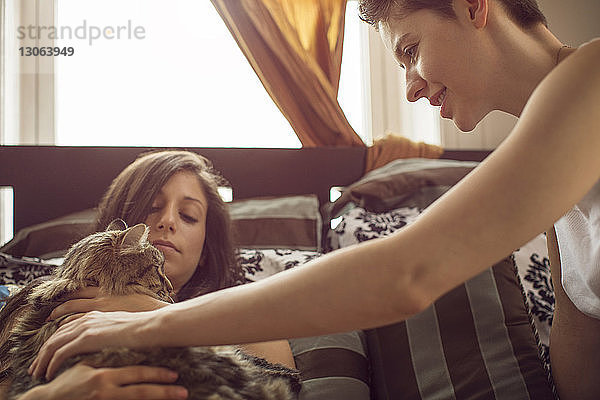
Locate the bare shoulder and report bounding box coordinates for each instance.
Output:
[521,38,600,134]
[562,38,600,77]
[546,38,600,90]
[578,37,600,53]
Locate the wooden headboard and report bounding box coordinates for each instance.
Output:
[0,146,489,233]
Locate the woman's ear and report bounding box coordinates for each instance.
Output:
[458,0,488,29]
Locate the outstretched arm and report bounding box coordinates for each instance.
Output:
[32,41,600,380]
[49,288,296,369]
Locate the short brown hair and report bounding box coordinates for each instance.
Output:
[95,150,242,301]
[358,0,547,29]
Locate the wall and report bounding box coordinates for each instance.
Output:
[441,0,600,149]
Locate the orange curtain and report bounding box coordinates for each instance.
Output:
[365,133,444,172]
[209,0,364,147]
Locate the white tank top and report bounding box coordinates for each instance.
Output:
[554,179,600,319]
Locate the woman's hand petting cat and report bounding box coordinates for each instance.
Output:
[30,310,158,381]
[19,362,188,400]
[48,287,170,321]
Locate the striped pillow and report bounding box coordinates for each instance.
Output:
[289,332,370,400]
[326,207,554,399]
[367,256,555,400]
[230,195,322,251]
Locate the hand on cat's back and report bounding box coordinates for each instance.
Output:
[48,286,170,321]
[31,310,156,381]
[24,362,188,400]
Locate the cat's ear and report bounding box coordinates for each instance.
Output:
[121,223,149,247]
[106,219,128,232]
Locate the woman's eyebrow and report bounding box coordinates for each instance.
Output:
[183,196,207,208]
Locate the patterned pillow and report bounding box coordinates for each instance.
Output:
[238,248,321,283]
[0,253,57,286]
[238,248,370,399]
[513,233,554,369]
[325,206,420,252]
[326,206,555,399]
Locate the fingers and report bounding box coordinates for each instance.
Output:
[118,384,189,399]
[49,299,96,321]
[61,286,100,301]
[30,315,91,379]
[89,366,189,399]
[49,294,168,321]
[58,312,86,327]
[109,365,179,386]
[47,363,188,400]
[44,332,86,380]
[48,286,101,321]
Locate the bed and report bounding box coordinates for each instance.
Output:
[0,145,556,399]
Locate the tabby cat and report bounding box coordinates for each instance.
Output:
[0,220,299,400]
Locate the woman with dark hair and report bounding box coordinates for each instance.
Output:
[32,1,599,399]
[14,150,294,400]
[94,150,241,300]
[63,149,294,362]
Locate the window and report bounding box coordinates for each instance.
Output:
[54,0,366,148]
[0,187,13,246]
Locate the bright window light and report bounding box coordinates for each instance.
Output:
[0,187,14,246]
[338,0,367,143]
[329,186,343,203]
[54,0,366,147]
[217,186,233,203]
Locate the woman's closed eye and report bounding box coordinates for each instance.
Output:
[180,212,198,224]
[148,205,161,214]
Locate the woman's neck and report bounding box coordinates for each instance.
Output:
[487,21,565,117]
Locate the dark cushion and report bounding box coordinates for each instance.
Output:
[326,205,555,399]
[367,256,554,399]
[0,209,96,258]
[1,194,324,258]
[325,158,478,218]
[230,195,322,251]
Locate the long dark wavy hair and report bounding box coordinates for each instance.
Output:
[94,150,242,301]
[358,0,547,29]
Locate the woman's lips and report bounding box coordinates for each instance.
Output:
[152,240,179,253]
[440,89,451,119]
[429,87,451,118]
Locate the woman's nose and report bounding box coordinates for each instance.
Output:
[156,208,176,232]
[405,68,427,102]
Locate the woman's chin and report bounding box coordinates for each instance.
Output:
[452,113,481,133]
